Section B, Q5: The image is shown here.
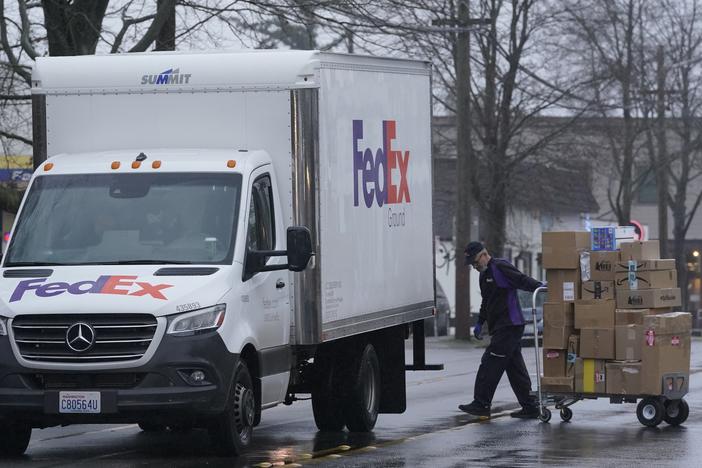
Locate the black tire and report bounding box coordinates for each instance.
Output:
[312,350,346,431]
[663,399,689,426]
[559,407,573,422]
[138,422,167,432]
[0,420,31,456]
[209,360,256,456]
[343,343,381,432]
[539,408,552,423]
[637,397,665,427]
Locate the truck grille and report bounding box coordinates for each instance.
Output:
[12,314,157,363]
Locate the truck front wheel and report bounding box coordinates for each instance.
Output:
[344,343,381,432]
[0,420,31,456]
[209,360,256,456]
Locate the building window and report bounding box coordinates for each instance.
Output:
[636,164,657,205]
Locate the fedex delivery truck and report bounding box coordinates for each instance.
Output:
[0,50,437,456]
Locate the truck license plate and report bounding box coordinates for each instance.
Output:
[59,391,101,414]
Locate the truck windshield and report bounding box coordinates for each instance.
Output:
[5,172,242,266]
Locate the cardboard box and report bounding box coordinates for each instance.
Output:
[581,281,615,300]
[620,240,660,261]
[574,300,615,329]
[614,259,676,273]
[606,362,642,395]
[615,308,650,325]
[543,231,590,269]
[543,323,574,349]
[543,302,574,326]
[567,335,579,377]
[641,312,692,395]
[614,269,677,290]
[616,324,643,361]
[541,376,574,393]
[575,358,606,393]
[546,269,581,303]
[616,288,681,309]
[579,328,615,359]
[543,349,567,377]
[589,251,620,281]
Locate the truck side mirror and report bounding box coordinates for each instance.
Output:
[286,226,314,272]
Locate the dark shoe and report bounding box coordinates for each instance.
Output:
[510,406,540,419]
[458,401,490,417]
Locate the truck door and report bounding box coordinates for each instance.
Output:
[242,167,290,405]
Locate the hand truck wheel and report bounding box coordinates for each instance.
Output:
[663,399,689,426]
[637,397,664,427]
[539,407,551,423]
[559,407,573,422]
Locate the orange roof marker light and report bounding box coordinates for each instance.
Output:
[227,160,237,168]
[111,161,121,170]
[152,160,162,169]
[131,161,141,169]
[43,163,54,171]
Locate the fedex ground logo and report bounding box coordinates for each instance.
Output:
[10,276,173,302]
[352,120,411,228]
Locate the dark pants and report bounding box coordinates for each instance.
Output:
[473,325,536,408]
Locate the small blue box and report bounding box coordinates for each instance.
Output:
[591,227,617,251]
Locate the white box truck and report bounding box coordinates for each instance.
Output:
[0,50,438,456]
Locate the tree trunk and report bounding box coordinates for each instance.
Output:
[672,208,688,311]
[42,0,109,56]
[483,172,507,257]
[154,0,176,51]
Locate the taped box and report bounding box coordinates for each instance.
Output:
[543,231,591,269]
[616,324,643,361]
[567,335,579,378]
[541,376,574,393]
[544,302,574,326]
[543,349,567,377]
[582,281,615,300]
[615,308,651,326]
[606,362,642,395]
[546,269,581,303]
[579,328,615,359]
[620,240,660,261]
[575,358,606,393]
[588,251,620,281]
[615,288,681,309]
[614,269,677,291]
[543,323,574,349]
[575,300,615,329]
[614,259,676,273]
[641,312,692,395]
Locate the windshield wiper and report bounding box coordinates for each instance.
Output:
[4,262,69,267]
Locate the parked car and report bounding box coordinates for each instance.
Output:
[425,281,450,336]
[519,289,544,346]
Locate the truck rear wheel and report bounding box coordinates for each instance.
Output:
[0,420,31,456]
[312,351,345,431]
[209,360,255,456]
[343,343,381,432]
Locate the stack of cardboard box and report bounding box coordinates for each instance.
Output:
[540,231,691,397]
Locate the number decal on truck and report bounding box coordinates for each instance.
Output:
[176,302,201,313]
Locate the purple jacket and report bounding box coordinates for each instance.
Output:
[477,258,542,334]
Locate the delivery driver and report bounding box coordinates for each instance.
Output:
[459,241,543,419]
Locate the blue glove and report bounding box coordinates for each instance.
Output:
[473,322,483,340]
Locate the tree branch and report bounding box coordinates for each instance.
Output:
[128,0,177,52]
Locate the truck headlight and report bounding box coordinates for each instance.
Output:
[167,304,226,336]
[0,317,6,336]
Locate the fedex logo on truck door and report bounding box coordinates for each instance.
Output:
[353,120,410,228]
[10,276,173,302]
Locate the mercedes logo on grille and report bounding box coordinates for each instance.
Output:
[65,322,95,353]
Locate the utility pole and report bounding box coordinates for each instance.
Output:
[433,1,490,340]
[655,45,669,258]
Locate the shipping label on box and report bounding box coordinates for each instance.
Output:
[641,312,692,395]
[541,376,574,393]
[543,323,574,349]
[543,302,574,326]
[579,328,615,359]
[582,281,615,300]
[620,240,660,261]
[616,324,643,361]
[615,308,651,325]
[543,349,567,377]
[606,362,642,395]
[614,269,677,291]
[589,251,620,281]
[546,269,581,303]
[575,300,615,329]
[543,231,591,269]
[614,259,676,273]
[615,288,681,309]
[567,335,579,377]
[575,358,607,393]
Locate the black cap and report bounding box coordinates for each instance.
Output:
[464,241,485,266]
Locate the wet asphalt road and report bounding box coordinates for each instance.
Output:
[3,337,700,467]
